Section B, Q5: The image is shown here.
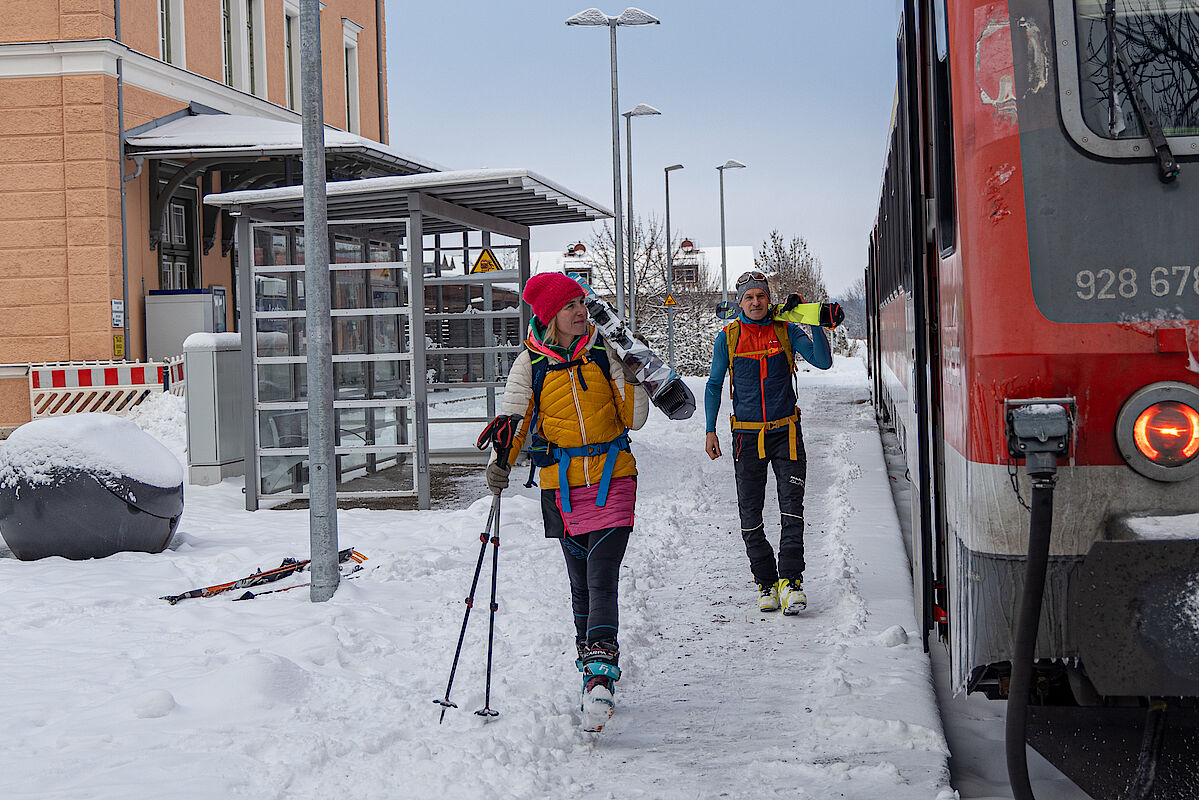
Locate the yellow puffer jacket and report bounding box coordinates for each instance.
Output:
[499,326,648,490]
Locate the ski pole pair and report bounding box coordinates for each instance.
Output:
[433,418,514,722]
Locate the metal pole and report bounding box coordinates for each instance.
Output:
[409,198,430,509]
[608,22,626,319]
[300,0,339,602]
[665,167,674,369]
[719,166,728,305]
[625,114,635,332]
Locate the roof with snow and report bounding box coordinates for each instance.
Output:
[204,169,614,236]
[125,111,446,175]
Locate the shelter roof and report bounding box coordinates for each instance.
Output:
[124,110,446,175]
[203,168,613,236]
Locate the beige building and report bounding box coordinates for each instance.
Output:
[0,0,432,426]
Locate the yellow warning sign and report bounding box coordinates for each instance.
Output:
[470,248,502,274]
[663,294,677,307]
[112,334,125,359]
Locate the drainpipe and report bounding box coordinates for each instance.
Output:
[375,0,386,144]
[115,0,131,360]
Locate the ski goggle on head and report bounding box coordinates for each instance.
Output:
[735,271,768,287]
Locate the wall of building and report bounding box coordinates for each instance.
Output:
[0,0,390,426]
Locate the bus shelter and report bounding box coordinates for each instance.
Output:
[204,169,611,509]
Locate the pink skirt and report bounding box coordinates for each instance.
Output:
[558,476,637,536]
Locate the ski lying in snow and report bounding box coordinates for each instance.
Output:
[233,564,365,600]
[161,547,367,604]
[569,273,696,421]
[715,300,826,325]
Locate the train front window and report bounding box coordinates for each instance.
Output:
[1073,0,1199,140]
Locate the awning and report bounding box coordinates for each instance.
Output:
[125,109,446,175]
[203,168,613,237]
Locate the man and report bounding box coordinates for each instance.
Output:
[704,271,837,614]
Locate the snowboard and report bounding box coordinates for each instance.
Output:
[569,274,696,421]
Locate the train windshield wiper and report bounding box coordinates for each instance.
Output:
[1104,0,1181,183]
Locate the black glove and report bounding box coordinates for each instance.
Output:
[781,293,805,313]
[819,302,844,329]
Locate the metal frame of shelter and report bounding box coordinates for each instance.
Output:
[205,169,611,509]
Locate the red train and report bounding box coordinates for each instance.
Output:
[866,1,1199,797]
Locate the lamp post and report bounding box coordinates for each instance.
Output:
[566,7,660,319]
[717,159,746,304]
[622,103,660,333]
[664,163,683,369]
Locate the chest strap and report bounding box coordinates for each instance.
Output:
[729,409,800,460]
[553,432,631,513]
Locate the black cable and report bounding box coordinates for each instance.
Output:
[1005,478,1056,800]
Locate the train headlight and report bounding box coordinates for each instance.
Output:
[1117,382,1199,481]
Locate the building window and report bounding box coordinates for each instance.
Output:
[343,18,364,134]
[222,0,234,85]
[227,0,266,95]
[160,197,197,290]
[158,0,185,66]
[285,13,298,109]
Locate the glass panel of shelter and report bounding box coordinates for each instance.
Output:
[249,221,415,499]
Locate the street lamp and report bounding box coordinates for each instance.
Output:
[566,7,660,319]
[622,103,660,333]
[717,159,747,304]
[664,163,683,369]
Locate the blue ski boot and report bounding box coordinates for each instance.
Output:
[580,640,620,732]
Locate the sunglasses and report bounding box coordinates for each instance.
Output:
[735,271,767,287]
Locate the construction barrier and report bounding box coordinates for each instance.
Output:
[29,361,167,419]
[164,355,186,398]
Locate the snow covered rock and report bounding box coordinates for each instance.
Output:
[0,413,184,561]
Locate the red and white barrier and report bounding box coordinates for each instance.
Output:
[31,364,164,390]
[29,361,168,419]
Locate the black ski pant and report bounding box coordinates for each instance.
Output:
[559,526,632,647]
[732,423,807,587]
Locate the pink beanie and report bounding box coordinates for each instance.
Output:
[523,272,586,325]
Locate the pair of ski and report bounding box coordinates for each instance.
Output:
[160,547,367,604]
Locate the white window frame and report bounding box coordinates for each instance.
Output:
[228,0,267,96]
[283,4,300,110]
[221,0,234,85]
[342,18,364,134]
[158,0,186,67]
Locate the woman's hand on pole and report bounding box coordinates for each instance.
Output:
[485,461,510,495]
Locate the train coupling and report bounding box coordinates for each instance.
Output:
[1004,398,1075,481]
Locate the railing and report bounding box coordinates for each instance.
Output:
[29,361,167,419]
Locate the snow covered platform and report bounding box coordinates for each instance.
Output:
[0,357,953,799]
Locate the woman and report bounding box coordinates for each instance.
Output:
[484,271,648,731]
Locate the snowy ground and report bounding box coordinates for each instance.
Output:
[0,358,960,800]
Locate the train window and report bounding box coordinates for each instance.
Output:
[931,0,956,256]
[1055,0,1199,157]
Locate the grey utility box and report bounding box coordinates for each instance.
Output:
[183,332,245,485]
[145,287,227,361]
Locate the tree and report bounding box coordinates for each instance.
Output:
[834,276,867,340]
[582,217,724,376]
[753,230,828,303]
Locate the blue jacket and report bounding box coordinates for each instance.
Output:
[704,312,833,433]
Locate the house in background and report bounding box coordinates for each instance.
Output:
[0,0,439,428]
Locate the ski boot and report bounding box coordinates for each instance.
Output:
[778,578,807,616]
[580,639,620,732]
[757,581,781,612]
[574,637,587,672]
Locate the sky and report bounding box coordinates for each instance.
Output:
[383,1,901,297]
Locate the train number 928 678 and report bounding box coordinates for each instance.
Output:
[1076,266,1199,300]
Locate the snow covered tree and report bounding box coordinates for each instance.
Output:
[833,276,867,340]
[754,230,828,303]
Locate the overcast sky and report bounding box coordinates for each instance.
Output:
[384,1,900,296]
